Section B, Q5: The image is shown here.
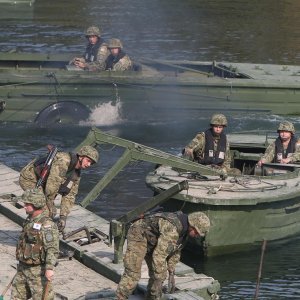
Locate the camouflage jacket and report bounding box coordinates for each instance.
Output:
[16,210,59,269]
[261,137,300,163]
[185,130,231,171]
[19,152,81,217]
[142,212,189,274]
[44,152,81,217]
[105,51,133,71]
[84,40,110,71]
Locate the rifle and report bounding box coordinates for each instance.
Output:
[36,145,58,188]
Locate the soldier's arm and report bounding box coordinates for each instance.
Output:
[184,132,205,160]
[288,141,300,163]
[152,219,180,276]
[60,178,80,217]
[259,142,275,164]
[42,221,59,270]
[166,250,181,273]
[112,55,133,71]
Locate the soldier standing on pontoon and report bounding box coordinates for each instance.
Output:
[11,189,59,300]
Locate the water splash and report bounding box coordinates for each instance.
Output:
[80,97,125,126]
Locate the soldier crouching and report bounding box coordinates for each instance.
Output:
[115,211,210,300]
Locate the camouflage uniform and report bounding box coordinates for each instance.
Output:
[186,131,231,172]
[105,38,133,71]
[19,152,81,219]
[261,121,300,163]
[83,41,109,71]
[11,190,59,300]
[184,114,242,175]
[71,26,110,71]
[116,211,210,300]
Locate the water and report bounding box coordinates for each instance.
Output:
[1,0,300,297]
[0,0,299,64]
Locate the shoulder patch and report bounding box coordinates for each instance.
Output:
[45,231,54,242]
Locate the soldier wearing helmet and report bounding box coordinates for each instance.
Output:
[116,210,210,300]
[105,38,133,71]
[258,121,300,166]
[70,26,109,71]
[19,145,99,231]
[12,189,59,299]
[183,113,237,174]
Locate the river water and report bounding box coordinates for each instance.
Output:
[1,0,300,298]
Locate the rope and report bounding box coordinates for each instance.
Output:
[158,174,285,193]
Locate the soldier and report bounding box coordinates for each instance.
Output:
[11,189,59,300]
[70,26,109,71]
[105,38,133,71]
[258,121,300,166]
[19,145,99,231]
[183,113,235,174]
[115,211,210,300]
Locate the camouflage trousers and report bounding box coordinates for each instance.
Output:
[11,263,54,300]
[116,221,167,300]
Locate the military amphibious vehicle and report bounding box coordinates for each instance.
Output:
[0,52,300,124]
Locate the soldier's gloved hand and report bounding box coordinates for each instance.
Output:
[57,216,67,232]
[168,270,176,294]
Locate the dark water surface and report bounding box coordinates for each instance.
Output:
[0,0,299,64]
[1,0,300,298]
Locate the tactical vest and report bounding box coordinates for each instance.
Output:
[143,211,189,250]
[199,128,227,166]
[84,38,104,62]
[16,216,48,265]
[105,51,126,70]
[34,152,80,196]
[274,136,297,162]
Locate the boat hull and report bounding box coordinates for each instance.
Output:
[146,165,300,257]
[0,53,300,124]
[160,192,300,257]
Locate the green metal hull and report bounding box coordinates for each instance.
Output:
[0,52,300,124]
[149,181,300,257]
[145,132,300,256]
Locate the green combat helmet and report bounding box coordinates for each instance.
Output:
[77,145,99,164]
[85,26,101,37]
[108,38,123,49]
[188,212,210,236]
[22,189,46,209]
[210,113,228,127]
[277,121,295,134]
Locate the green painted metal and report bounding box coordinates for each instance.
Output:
[0,52,300,123]
[78,127,220,208]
